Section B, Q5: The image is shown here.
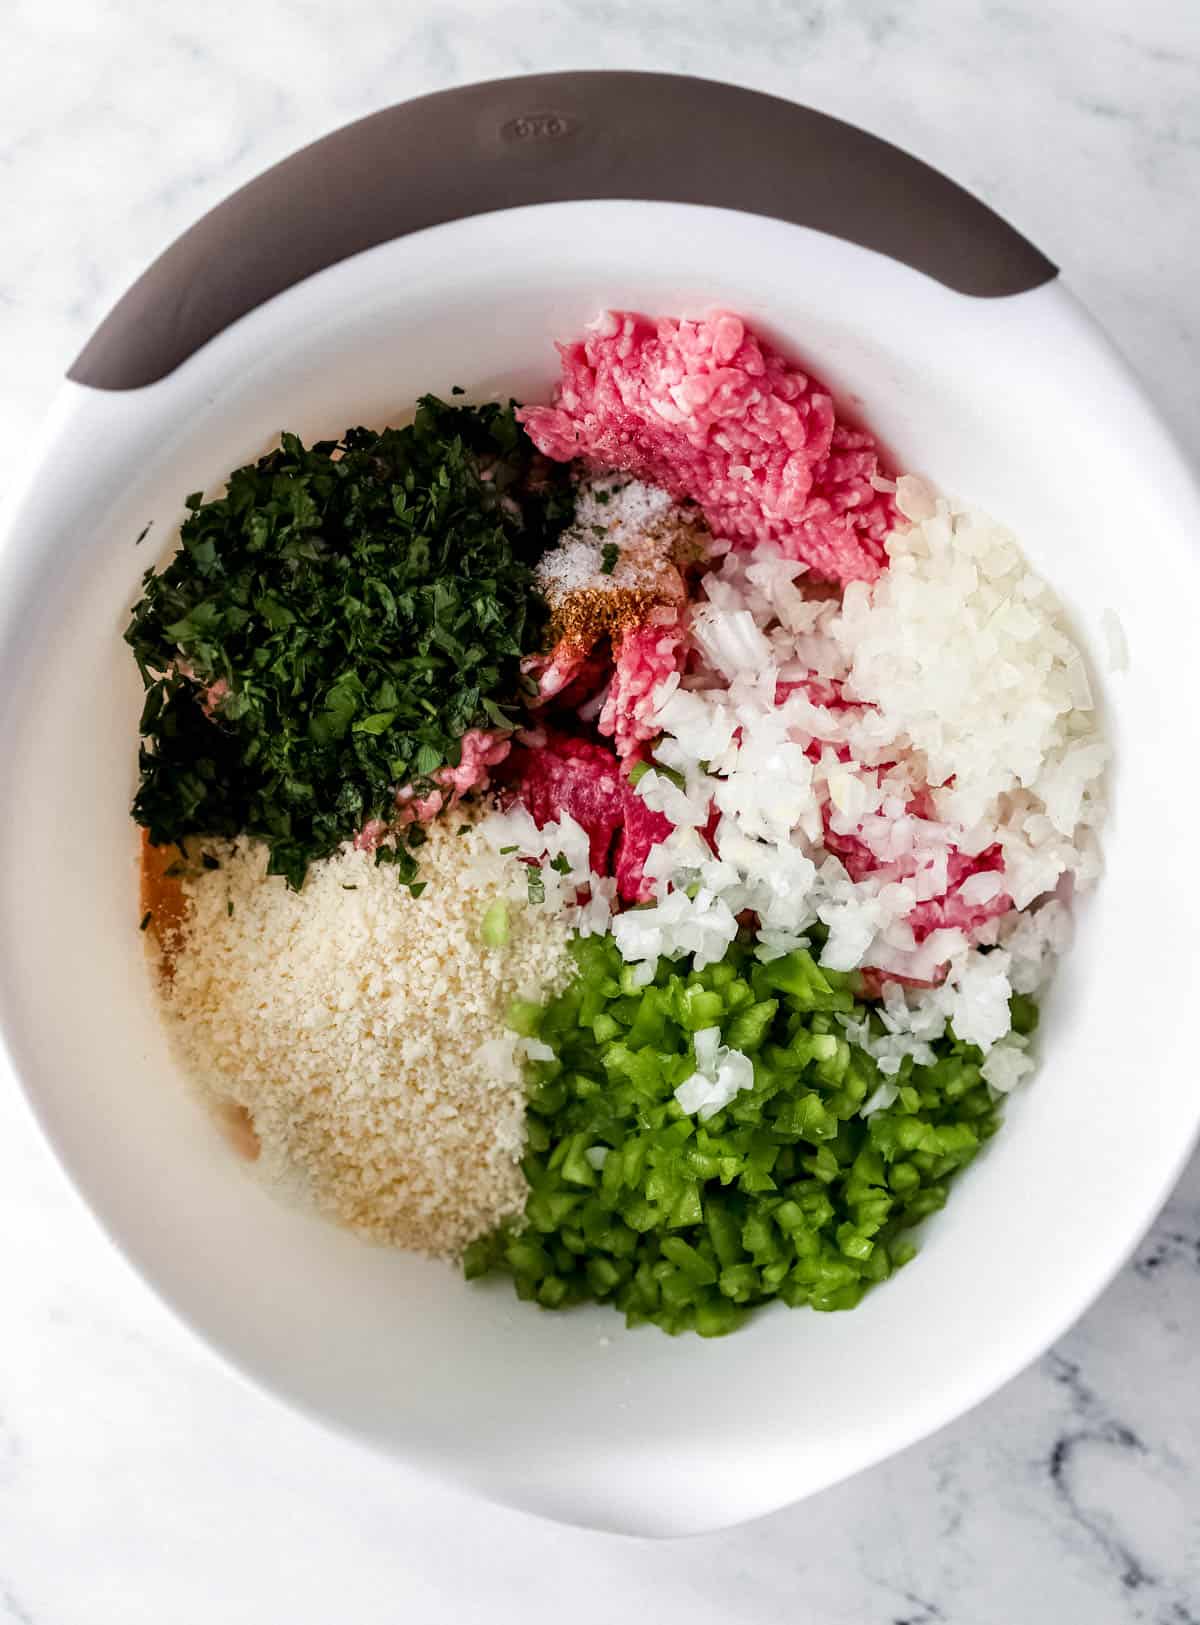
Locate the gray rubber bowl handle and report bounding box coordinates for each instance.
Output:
[69,71,1056,390]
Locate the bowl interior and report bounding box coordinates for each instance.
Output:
[1,202,1198,1534]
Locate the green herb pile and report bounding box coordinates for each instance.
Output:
[466,935,1035,1336]
[126,398,571,888]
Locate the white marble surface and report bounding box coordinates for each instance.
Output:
[2,1,1199,1619]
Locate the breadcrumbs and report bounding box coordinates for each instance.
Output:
[162,817,573,1258]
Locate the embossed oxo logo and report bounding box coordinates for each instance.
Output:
[501,112,575,143]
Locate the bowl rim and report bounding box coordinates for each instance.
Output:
[68,70,1056,392]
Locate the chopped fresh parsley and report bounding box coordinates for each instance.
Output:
[374,841,422,892]
[600,543,620,575]
[549,853,572,875]
[126,398,573,889]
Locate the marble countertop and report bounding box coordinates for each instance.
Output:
[2,1,1198,1619]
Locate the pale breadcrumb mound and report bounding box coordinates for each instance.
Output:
[163,816,573,1258]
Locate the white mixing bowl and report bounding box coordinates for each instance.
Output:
[1,74,1198,1536]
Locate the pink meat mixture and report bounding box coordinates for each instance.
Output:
[823,822,1011,944]
[356,728,512,851]
[520,311,896,586]
[599,617,687,757]
[503,715,1008,941]
[499,732,670,904]
[781,677,1012,944]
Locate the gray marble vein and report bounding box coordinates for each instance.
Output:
[1,1,1198,1620]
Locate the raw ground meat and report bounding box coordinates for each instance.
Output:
[823,820,1012,943]
[437,729,513,796]
[501,731,671,902]
[599,617,686,758]
[522,645,590,703]
[396,727,512,822]
[614,784,674,904]
[777,674,1011,947]
[519,311,896,585]
[357,729,512,849]
[501,733,624,875]
[522,644,613,716]
[522,616,686,762]
[508,658,1009,941]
